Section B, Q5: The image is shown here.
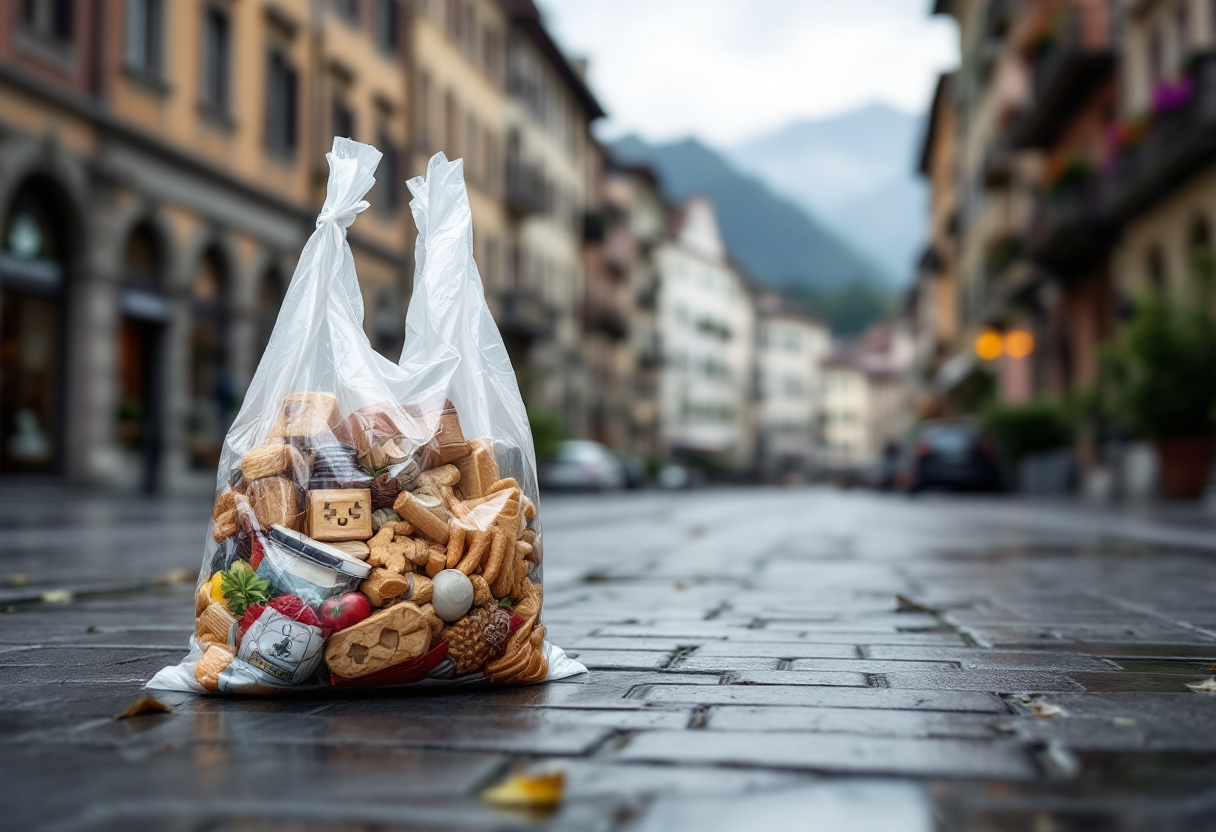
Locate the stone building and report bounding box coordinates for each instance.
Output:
[822,319,915,472]
[655,197,756,473]
[0,0,412,489]
[754,291,832,479]
[600,161,667,461]
[1108,0,1216,307]
[501,0,603,437]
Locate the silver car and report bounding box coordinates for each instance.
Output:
[539,440,626,491]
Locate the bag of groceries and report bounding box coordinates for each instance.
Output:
[149,139,584,694]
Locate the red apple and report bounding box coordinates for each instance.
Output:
[319,592,372,632]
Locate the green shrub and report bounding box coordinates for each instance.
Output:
[982,399,1075,467]
[527,407,566,462]
[1105,296,1216,440]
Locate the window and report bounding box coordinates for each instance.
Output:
[266,50,299,153]
[416,71,432,148]
[1147,244,1168,292]
[334,0,361,23]
[125,0,162,75]
[332,92,356,139]
[21,0,74,42]
[444,90,458,157]
[375,0,400,55]
[201,7,231,116]
[378,129,401,214]
[466,113,478,181]
[1176,5,1189,65]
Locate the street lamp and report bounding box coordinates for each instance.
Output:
[1005,329,1034,359]
[975,329,1004,361]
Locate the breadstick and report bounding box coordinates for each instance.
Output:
[456,529,490,574]
[445,523,466,568]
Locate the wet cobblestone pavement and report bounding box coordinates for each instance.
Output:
[3,486,1216,831]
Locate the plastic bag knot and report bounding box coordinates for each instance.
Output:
[315,200,369,231]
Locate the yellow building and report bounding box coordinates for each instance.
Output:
[0,0,412,488]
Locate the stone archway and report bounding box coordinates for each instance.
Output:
[187,245,235,471]
[117,219,172,491]
[0,175,79,475]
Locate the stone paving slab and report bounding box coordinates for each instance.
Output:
[5,487,1216,830]
[616,729,1038,779]
[703,705,1010,739]
[634,684,1009,712]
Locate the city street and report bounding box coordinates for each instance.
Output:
[3,486,1216,831]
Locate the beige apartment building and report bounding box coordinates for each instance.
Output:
[502,0,603,436]
[409,0,508,305]
[754,292,831,478]
[822,320,914,471]
[601,162,667,461]
[655,197,756,472]
[1108,0,1216,306]
[0,0,412,489]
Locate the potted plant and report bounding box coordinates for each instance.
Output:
[1106,295,1216,498]
[982,399,1076,493]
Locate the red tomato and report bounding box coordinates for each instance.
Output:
[319,592,372,632]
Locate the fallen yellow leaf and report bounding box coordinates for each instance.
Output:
[1186,677,1216,694]
[115,696,172,719]
[482,770,564,809]
[40,590,74,604]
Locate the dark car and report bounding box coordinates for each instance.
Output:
[904,421,1003,494]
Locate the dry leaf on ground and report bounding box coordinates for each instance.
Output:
[115,697,172,719]
[482,770,565,809]
[895,594,932,612]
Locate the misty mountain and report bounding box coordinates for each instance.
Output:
[609,135,886,294]
[728,103,926,284]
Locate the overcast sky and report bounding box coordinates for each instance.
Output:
[534,0,959,146]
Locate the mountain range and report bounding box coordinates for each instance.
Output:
[728,103,926,284]
[609,134,884,293]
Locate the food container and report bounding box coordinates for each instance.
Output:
[257,524,372,610]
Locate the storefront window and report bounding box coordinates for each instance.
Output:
[0,184,68,474]
[189,249,232,470]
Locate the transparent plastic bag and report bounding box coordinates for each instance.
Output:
[149,139,585,694]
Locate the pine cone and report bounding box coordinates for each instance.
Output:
[443,605,513,674]
[371,471,403,510]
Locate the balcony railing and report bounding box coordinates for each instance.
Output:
[582,277,630,341]
[505,162,545,216]
[1107,53,1216,219]
[981,131,1016,189]
[496,288,552,342]
[1026,178,1116,270]
[1013,9,1116,149]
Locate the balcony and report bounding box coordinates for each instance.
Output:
[582,277,630,341]
[981,132,1016,189]
[1107,54,1216,219]
[505,162,545,216]
[636,277,660,310]
[1026,179,1115,271]
[1013,10,1115,149]
[496,289,552,343]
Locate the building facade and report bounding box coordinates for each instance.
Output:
[822,319,915,472]
[655,197,756,472]
[502,0,603,436]
[0,0,412,489]
[754,291,832,479]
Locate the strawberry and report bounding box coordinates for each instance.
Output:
[236,594,328,645]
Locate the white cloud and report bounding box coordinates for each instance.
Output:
[536,0,958,145]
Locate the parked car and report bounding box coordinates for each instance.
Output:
[657,463,691,490]
[617,453,649,489]
[862,442,903,490]
[903,421,1003,494]
[539,440,626,491]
